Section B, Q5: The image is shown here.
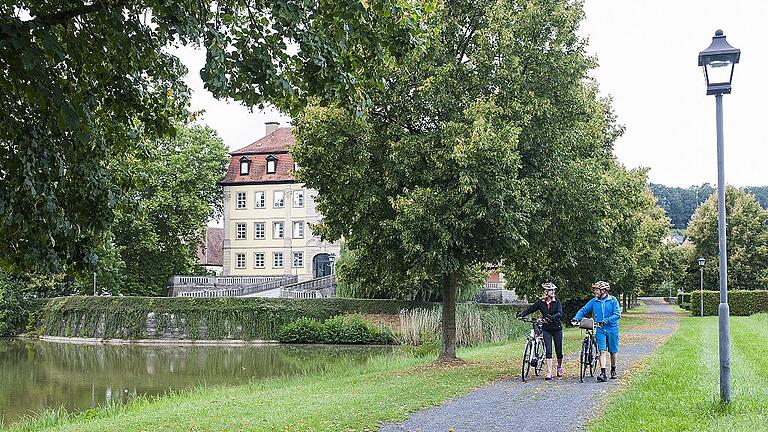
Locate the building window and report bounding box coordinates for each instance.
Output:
[239,156,250,175]
[266,154,277,174]
[235,253,246,269]
[292,221,304,239]
[254,222,265,239]
[273,252,283,268]
[253,253,265,268]
[293,190,304,207]
[274,191,285,208]
[236,223,246,240]
[236,192,246,209]
[254,191,265,208]
[293,252,304,268]
[273,222,284,239]
[293,162,299,172]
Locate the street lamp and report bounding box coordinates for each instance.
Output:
[698,29,740,403]
[698,257,706,318]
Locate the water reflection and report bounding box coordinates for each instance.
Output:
[0,339,395,425]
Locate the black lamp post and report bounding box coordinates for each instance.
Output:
[698,257,706,318]
[698,29,740,403]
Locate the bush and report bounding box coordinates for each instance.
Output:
[277,314,397,345]
[277,318,324,343]
[0,273,32,336]
[678,293,691,308]
[690,290,768,316]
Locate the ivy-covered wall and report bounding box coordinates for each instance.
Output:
[34,296,447,341]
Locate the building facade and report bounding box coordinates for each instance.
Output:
[220,122,340,280]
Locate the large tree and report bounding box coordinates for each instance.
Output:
[687,186,768,290]
[292,0,622,360]
[0,0,425,273]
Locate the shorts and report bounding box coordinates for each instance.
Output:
[595,327,619,353]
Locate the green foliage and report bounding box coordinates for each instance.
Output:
[0,0,427,274]
[744,186,768,209]
[292,0,616,357]
[320,314,395,345]
[34,296,439,340]
[687,186,768,291]
[690,290,768,316]
[109,124,229,296]
[0,273,32,336]
[649,183,715,229]
[277,318,325,343]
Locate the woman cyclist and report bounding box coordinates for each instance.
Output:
[516,282,564,380]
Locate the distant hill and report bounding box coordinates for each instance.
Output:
[650,184,768,229]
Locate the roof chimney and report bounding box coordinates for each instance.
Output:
[265,121,279,136]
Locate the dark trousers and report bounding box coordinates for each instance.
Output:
[542,329,563,359]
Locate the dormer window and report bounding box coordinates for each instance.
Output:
[266,154,278,174]
[239,156,250,175]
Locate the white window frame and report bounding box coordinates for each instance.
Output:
[273,252,284,268]
[235,253,246,269]
[292,221,304,239]
[236,222,247,240]
[273,222,284,239]
[240,159,250,175]
[293,190,304,208]
[267,159,276,174]
[236,192,246,209]
[253,252,265,268]
[293,252,304,268]
[254,191,265,208]
[274,191,285,208]
[254,222,265,239]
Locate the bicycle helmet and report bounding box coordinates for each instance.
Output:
[591,281,610,291]
[541,282,557,291]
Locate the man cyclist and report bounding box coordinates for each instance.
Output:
[570,281,621,382]
[516,282,564,380]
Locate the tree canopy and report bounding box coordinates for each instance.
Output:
[0,0,426,273]
[687,186,768,290]
[291,0,671,358]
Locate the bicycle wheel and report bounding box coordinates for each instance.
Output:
[579,338,588,383]
[534,338,544,376]
[521,340,532,381]
[590,337,599,377]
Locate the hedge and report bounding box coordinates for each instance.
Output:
[689,290,768,316]
[31,296,522,341]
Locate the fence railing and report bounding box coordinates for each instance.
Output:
[170,275,285,287]
[279,289,324,299]
[279,275,336,299]
[173,275,297,297]
[484,282,505,290]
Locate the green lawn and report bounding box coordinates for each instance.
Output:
[8,305,648,432]
[589,313,768,432]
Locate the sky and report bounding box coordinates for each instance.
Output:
[175,0,768,188]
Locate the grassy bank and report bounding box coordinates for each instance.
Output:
[589,313,768,431]
[9,305,647,431]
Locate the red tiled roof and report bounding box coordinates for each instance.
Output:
[197,227,224,266]
[221,127,298,185]
[221,153,296,184]
[230,127,295,155]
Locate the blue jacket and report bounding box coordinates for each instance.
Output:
[573,295,621,332]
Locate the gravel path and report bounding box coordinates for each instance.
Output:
[379,298,680,432]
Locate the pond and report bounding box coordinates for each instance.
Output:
[0,338,396,425]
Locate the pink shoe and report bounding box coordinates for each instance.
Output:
[545,372,553,380]
[557,367,563,377]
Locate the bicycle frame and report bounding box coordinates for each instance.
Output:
[519,317,545,381]
[578,321,601,383]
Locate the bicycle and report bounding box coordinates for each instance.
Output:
[518,317,545,381]
[575,318,602,383]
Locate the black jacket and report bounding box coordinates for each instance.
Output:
[518,299,563,332]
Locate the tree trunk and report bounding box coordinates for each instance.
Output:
[622,292,627,312]
[439,271,458,360]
